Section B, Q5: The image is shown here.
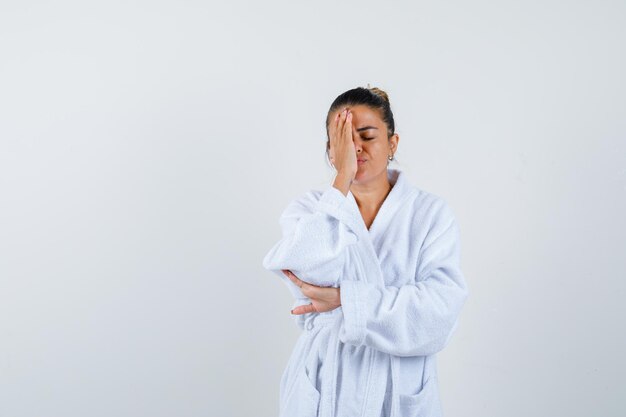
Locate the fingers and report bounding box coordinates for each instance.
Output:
[330,108,349,146]
[343,110,352,140]
[328,112,339,145]
[291,303,316,315]
[283,270,322,303]
[283,269,304,288]
[329,111,340,138]
[338,108,349,135]
[283,269,314,315]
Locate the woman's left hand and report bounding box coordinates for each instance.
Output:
[282,269,341,315]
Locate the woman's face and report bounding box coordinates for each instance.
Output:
[329,104,399,184]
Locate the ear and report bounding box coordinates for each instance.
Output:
[389,133,399,152]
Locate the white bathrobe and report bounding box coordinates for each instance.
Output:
[262,168,469,417]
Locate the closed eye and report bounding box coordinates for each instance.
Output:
[362,137,375,140]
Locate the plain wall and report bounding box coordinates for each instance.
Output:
[1,1,624,416]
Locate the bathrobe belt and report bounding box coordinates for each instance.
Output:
[303,309,343,417]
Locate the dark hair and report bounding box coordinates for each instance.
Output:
[324,86,396,165]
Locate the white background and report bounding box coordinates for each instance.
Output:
[1,1,624,416]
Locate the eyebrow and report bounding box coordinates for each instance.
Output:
[356,126,378,132]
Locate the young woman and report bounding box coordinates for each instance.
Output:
[263,86,469,417]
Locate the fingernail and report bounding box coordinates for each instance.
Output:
[290,309,294,314]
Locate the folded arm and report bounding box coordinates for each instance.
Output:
[339,202,469,357]
[262,186,362,328]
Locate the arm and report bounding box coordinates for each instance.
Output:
[338,202,469,357]
[262,185,363,327]
[262,185,361,289]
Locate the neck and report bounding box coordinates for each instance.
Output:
[350,169,393,210]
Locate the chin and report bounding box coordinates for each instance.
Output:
[353,168,374,184]
[353,165,386,184]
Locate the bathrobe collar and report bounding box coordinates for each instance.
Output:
[345,168,416,237]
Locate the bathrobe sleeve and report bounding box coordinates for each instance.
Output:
[338,201,469,357]
[262,186,360,328]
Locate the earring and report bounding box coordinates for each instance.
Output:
[388,154,394,161]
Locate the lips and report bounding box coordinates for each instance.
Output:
[357,159,367,162]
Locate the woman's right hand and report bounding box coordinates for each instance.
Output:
[328,108,357,182]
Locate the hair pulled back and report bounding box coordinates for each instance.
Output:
[324,86,395,164]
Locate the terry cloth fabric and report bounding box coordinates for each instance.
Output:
[262,168,469,417]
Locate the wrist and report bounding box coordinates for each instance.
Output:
[333,171,353,196]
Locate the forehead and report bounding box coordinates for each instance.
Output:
[335,104,383,124]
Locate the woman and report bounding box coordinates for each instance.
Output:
[262,86,469,417]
